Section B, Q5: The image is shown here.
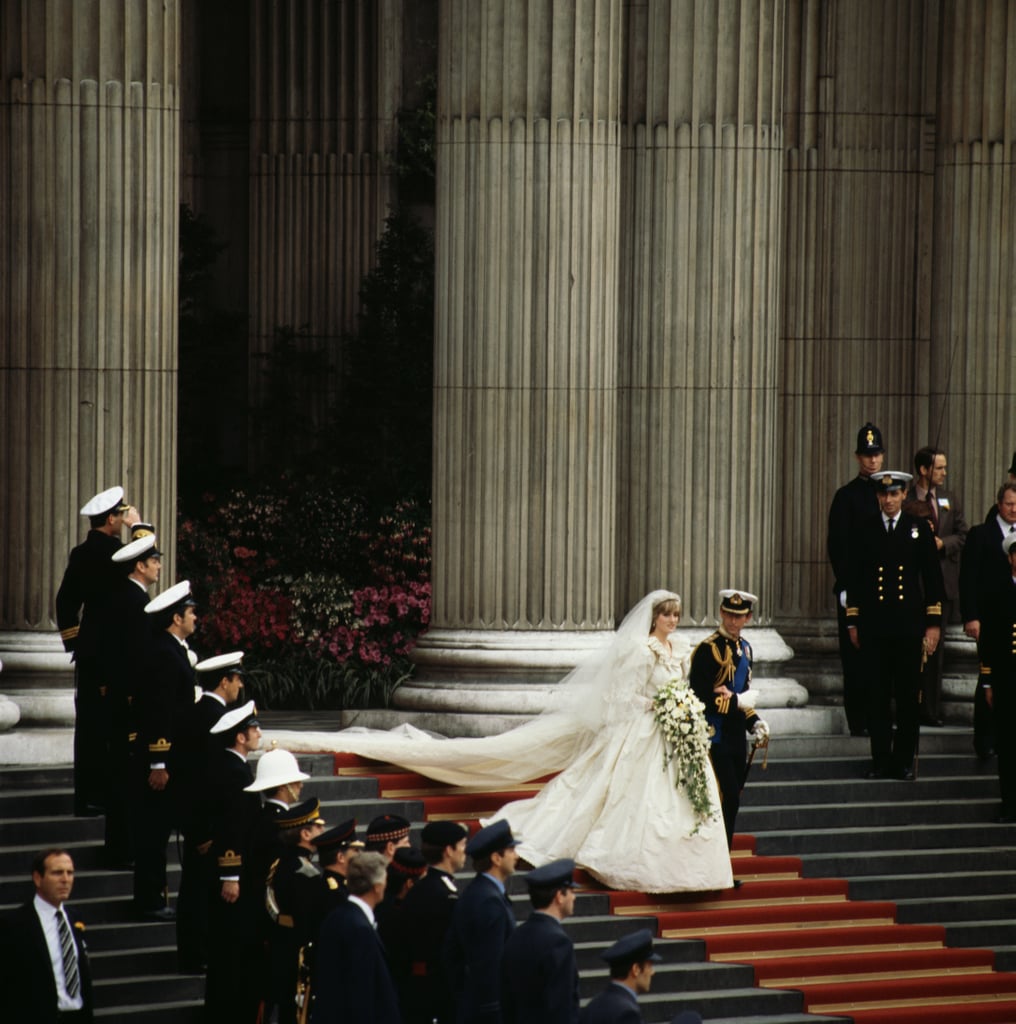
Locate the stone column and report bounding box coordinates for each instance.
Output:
[0,0,180,757]
[617,0,786,626]
[778,0,937,668]
[248,0,401,466]
[408,0,625,703]
[931,0,1016,513]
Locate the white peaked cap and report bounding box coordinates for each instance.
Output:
[80,486,126,517]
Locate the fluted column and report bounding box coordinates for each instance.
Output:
[779,0,936,630]
[617,0,785,624]
[932,0,1016,512]
[0,0,180,740]
[248,0,401,465]
[412,0,624,690]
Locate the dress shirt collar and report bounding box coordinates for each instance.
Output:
[997,514,1016,537]
[347,894,376,928]
[608,980,640,1006]
[481,872,506,895]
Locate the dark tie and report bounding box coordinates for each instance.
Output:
[887,518,895,535]
[56,910,81,999]
[928,491,938,529]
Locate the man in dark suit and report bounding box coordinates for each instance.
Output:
[827,422,886,735]
[132,580,199,919]
[445,820,519,1024]
[393,820,467,1023]
[906,446,968,725]
[578,929,670,1024]
[0,849,93,1022]
[55,485,139,815]
[689,590,769,847]
[501,859,579,1024]
[846,471,945,781]
[978,532,1016,822]
[312,850,401,1024]
[961,482,1016,758]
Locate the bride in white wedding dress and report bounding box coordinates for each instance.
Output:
[266,590,733,892]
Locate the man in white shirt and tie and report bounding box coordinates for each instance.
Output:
[0,848,93,1021]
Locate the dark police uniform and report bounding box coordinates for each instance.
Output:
[500,860,579,1024]
[846,496,944,778]
[689,623,761,847]
[578,929,663,1024]
[445,821,518,1024]
[132,628,196,913]
[828,432,884,735]
[56,527,124,815]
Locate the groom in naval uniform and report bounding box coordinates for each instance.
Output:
[689,590,769,848]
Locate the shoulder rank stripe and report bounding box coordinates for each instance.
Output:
[980,665,992,676]
[926,603,943,615]
[149,737,171,753]
[715,695,730,714]
[845,606,859,617]
[218,849,242,869]
[60,626,80,640]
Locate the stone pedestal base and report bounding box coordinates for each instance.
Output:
[0,632,75,765]
[401,626,802,725]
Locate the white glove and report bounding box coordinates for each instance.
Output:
[737,689,757,711]
[751,718,770,744]
[839,590,848,609]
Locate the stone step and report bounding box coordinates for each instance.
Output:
[756,821,1016,855]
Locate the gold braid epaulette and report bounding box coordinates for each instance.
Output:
[707,635,735,688]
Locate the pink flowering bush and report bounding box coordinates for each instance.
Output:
[177,478,431,708]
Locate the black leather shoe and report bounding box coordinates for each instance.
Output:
[139,906,176,922]
[864,768,885,780]
[920,717,944,728]
[895,768,915,781]
[850,727,870,738]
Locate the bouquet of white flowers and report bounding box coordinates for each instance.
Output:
[652,680,715,831]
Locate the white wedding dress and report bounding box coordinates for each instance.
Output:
[266,591,733,893]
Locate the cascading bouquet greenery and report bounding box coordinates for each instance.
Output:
[652,680,715,831]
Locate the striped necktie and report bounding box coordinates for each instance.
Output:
[56,910,81,999]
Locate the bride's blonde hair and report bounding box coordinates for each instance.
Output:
[650,595,682,630]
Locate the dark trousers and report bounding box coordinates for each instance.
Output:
[836,604,868,733]
[973,673,997,757]
[132,778,174,910]
[73,659,110,815]
[103,704,133,863]
[710,736,747,848]
[176,837,214,968]
[993,681,1016,813]
[861,633,923,774]
[205,898,264,1024]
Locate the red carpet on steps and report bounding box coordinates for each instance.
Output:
[326,752,1016,1024]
